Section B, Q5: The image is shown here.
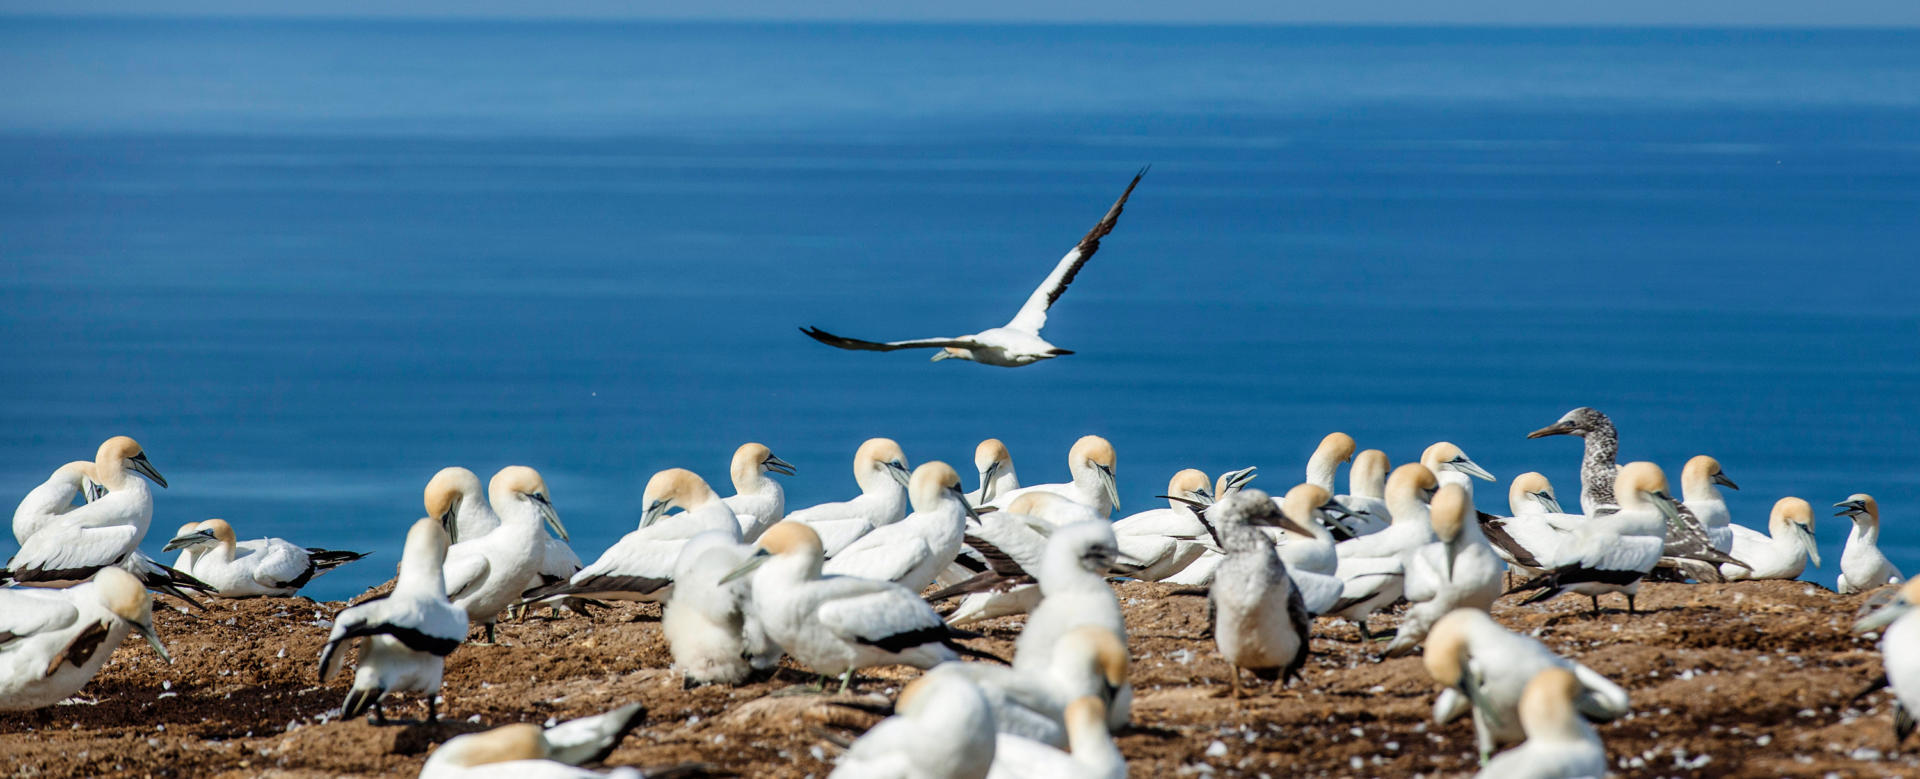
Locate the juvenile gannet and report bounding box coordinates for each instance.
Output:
[1474,668,1609,779]
[725,522,992,691]
[801,170,1144,368]
[829,666,997,779]
[1720,497,1820,581]
[1527,407,1619,515]
[825,461,976,593]
[318,518,466,724]
[1208,489,1313,697]
[1112,469,1215,582]
[0,566,170,710]
[11,460,95,545]
[1328,464,1439,639]
[1423,608,1630,761]
[1385,484,1504,658]
[1854,579,1920,746]
[722,442,795,543]
[4,436,167,587]
[663,531,779,686]
[162,518,368,598]
[1507,462,1677,614]
[1013,521,1129,673]
[419,702,648,778]
[787,438,912,556]
[1837,494,1905,594]
[443,466,570,642]
[945,625,1131,746]
[525,468,740,604]
[967,439,1020,506]
[985,435,1120,519]
[984,697,1126,779]
[1274,484,1347,614]
[1681,455,1738,552]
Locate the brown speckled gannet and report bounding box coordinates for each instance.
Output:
[1526,406,1619,515]
[800,169,1145,367]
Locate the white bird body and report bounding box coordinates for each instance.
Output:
[444,467,569,630]
[1333,448,1393,532]
[1855,580,1920,748]
[1837,495,1904,595]
[965,439,1020,507]
[1386,485,1505,657]
[532,469,741,604]
[944,625,1130,747]
[426,467,501,544]
[318,519,467,721]
[1510,462,1678,611]
[1720,498,1820,582]
[944,498,1058,626]
[1681,456,1738,553]
[984,436,1120,521]
[983,698,1125,779]
[825,462,973,594]
[829,668,997,779]
[0,567,169,710]
[6,437,167,588]
[164,519,366,598]
[663,531,778,686]
[1472,669,1610,779]
[722,443,794,543]
[1328,464,1438,631]
[1013,522,1127,674]
[789,439,912,557]
[1426,609,1629,760]
[11,460,93,545]
[420,704,648,779]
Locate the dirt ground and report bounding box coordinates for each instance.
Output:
[1,579,1913,778]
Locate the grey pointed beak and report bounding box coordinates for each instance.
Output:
[82,477,106,503]
[1453,458,1496,482]
[885,460,911,487]
[1532,490,1564,515]
[764,455,797,477]
[1442,534,1463,580]
[529,493,569,541]
[720,549,771,585]
[1218,466,1258,495]
[1158,494,1209,512]
[951,485,981,523]
[1834,500,1867,518]
[1712,471,1739,490]
[1526,422,1576,440]
[162,529,217,552]
[1096,463,1120,511]
[130,618,172,663]
[1650,491,1682,523]
[1798,524,1822,568]
[977,460,1003,503]
[128,452,167,488]
[438,505,461,542]
[641,498,672,528]
[930,351,954,363]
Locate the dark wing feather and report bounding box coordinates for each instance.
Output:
[798,327,984,353]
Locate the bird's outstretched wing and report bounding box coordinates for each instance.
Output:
[1003,167,1147,335]
[799,327,985,353]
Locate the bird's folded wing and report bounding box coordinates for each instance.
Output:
[13,523,140,575]
[442,552,489,602]
[816,584,943,646]
[0,590,79,646]
[1004,168,1146,334]
[798,327,985,352]
[253,541,312,589]
[825,533,930,584]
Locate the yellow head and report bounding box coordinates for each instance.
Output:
[1517,668,1582,731]
[1166,468,1211,500]
[95,435,165,488]
[1508,472,1555,507]
[1615,461,1672,502]
[975,439,1011,470]
[1071,435,1117,471]
[1386,463,1440,507]
[756,521,825,558]
[1315,432,1356,463]
[93,566,168,663]
[441,723,545,767]
[424,467,481,528]
[731,442,773,484]
[1281,483,1333,528]
[1429,484,1468,542]
[1064,696,1109,734]
[908,461,964,511]
[1421,610,1477,687]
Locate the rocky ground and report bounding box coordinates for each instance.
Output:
[1,579,1913,778]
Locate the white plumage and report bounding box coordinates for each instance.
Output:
[1013,521,1127,674]
[1837,494,1905,595]
[1386,484,1505,657]
[788,438,912,556]
[528,469,740,604]
[722,442,794,543]
[1473,669,1610,779]
[163,518,367,598]
[966,438,1020,507]
[11,460,94,546]
[419,703,647,778]
[825,461,973,594]
[5,436,167,588]
[829,667,997,779]
[0,566,170,710]
[662,531,779,686]
[944,625,1130,747]
[983,435,1118,520]
[1720,497,1821,581]
[1207,489,1312,696]
[983,698,1126,779]
[443,466,570,639]
[1507,462,1678,614]
[318,518,467,722]
[1680,455,1738,553]
[1424,608,1629,761]
[1854,579,1920,748]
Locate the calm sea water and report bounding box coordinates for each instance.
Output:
[2,19,1917,600]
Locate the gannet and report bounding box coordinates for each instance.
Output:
[1508,472,1564,517]
[1526,407,1618,515]
[1474,668,1609,779]
[1207,489,1313,697]
[725,522,992,691]
[426,467,582,612]
[801,169,1144,368]
[787,438,912,556]
[419,702,648,778]
[1837,494,1905,594]
[318,518,466,724]
[1854,579,1920,746]
[1304,432,1356,492]
[829,666,997,779]
[722,442,794,543]
[945,625,1131,746]
[1681,455,1738,553]
[3,437,206,603]
[1013,521,1129,673]
[442,466,569,642]
[1328,464,1439,639]
[161,518,368,598]
[1507,462,1677,614]
[984,697,1126,779]
[0,566,171,710]
[939,492,1063,626]
[1479,474,1578,577]
[1112,469,1215,582]
[1385,484,1505,658]
[167,520,202,572]
[1423,608,1630,761]
[1420,442,1497,493]
[1721,497,1820,581]
[1334,449,1393,535]
[525,468,740,604]
[663,531,779,686]
[1274,484,1347,614]
[824,461,976,593]
[967,439,1020,506]
[985,435,1120,519]
[11,460,95,545]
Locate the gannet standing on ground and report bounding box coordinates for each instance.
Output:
[1837,494,1905,594]
[787,438,912,556]
[985,435,1120,520]
[1111,469,1213,582]
[967,439,1020,506]
[828,667,997,779]
[1854,579,1920,746]
[662,531,778,687]
[318,519,466,723]
[984,697,1126,779]
[800,169,1144,368]
[824,461,976,593]
[1385,484,1505,657]
[1527,407,1619,515]
[1207,489,1313,697]
[1681,455,1739,552]
[1422,608,1630,761]
[1328,464,1440,640]
[1507,462,1678,615]
[0,566,171,710]
[946,625,1131,747]
[1474,669,1610,779]
[1721,497,1820,581]
[419,703,648,778]
[722,442,794,543]
[11,460,96,545]
[1013,521,1131,678]
[526,468,740,604]
[162,518,368,598]
[442,466,570,643]
[725,522,992,692]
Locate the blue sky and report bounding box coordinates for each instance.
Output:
[2,0,1918,26]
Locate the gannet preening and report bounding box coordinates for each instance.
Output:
[984,697,1126,779]
[1112,469,1215,582]
[1013,521,1130,673]
[1527,407,1619,515]
[419,702,648,778]
[663,531,780,686]
[442,466,570,643]
[1681,455,1738,553]
[161,518,368,598]
[1837,494,1905,595]
[11,460,95,545]
[318,518,466,724]
[946,625,1131,747]
[0,567,170,710]
[525,468,740,605]
[4,436,166,587]
[1273,484,1346,614]
[1507,462,1677,615]
[829,667,997,779]
[824,461,976,594]
[1385,484,1504,658]
[938,492,1063,626]
[1721,497,1820,581]
[1304,432,1356,492]
[1474,668,1609,779]
[1329,464,1439,640]
[725,522,993,692]
[1855,579,1920,746]
[967,439,1020,506]
[800,170,1144,368]
[1207,489,1313,697]
[986,435,1120,519]
[787,438,912,556]
[426,467,499,544]
[1423,609,1630,761]
[722,442,794,543]
[1333,449,1393,535]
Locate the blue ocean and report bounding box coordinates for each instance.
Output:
[2,19,1916,600]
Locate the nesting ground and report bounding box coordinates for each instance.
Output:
[1,580,1912,778]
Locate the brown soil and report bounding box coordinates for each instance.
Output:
[2,580,1913,778]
